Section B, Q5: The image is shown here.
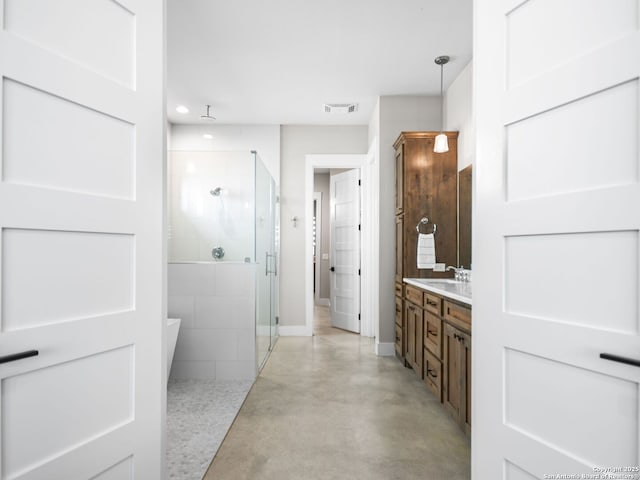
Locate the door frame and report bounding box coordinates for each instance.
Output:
[313,191,327,306]
[304,150,378,340]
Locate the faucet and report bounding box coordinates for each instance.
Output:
[446,265,468,281]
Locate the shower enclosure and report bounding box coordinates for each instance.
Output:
[168,150,279,378]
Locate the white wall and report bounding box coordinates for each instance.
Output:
[279,125,368,328]
[445,61,474,170]
[369,95,441,347]
[169,124,281,184]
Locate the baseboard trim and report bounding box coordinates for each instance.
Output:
[315,298,330,307]
[375,342,395,356]
[279,325,312,337]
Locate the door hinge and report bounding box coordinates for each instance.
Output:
[358,313,361,320]
[358,224,361,231]
[275,316,279,325]
[358,268,361,276]
[358,179,361,186]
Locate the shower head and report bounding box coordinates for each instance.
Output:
[201,104,216,120]
[210,187,222,196]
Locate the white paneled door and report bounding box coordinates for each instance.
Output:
[474,0,640,478]
[0,0,165,479]
[330,170,360,333]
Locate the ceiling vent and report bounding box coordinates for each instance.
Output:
[323,103,358,114]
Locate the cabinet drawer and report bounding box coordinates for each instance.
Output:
[424,312,442,359]
[424,293,442,315]
[405,285,423,306]
[395,296,403,327]
[424,348,442,401]
[395,281,403,298]
[395,324,402,355]
[444,300,471,332]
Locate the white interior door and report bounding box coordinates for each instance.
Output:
[474,1,640,478]
[330,170,360,333]
[0,1,165,478]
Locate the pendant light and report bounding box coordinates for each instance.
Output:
[434,55,450,153]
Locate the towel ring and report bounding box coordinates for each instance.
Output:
[415,217,437,235]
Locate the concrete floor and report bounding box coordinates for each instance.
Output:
[203,306,471,479]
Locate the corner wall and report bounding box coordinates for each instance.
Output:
[445,61,474,171]
[370,95,441,348]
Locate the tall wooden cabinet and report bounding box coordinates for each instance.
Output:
[394,131,458,366]
[393,131,458,284]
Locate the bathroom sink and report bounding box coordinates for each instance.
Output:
[403,277,472,305]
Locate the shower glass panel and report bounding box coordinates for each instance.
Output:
[255,153,277,369]
[168,150,279,374]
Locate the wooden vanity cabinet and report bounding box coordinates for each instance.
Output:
[442,302,472,435]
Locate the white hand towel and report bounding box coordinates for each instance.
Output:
[417,233,436,269]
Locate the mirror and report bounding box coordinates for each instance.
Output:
[458,164,472,269]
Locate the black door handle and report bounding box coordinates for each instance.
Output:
[600,353,640,368]
[0,350,39,364]
[330,267,335,272]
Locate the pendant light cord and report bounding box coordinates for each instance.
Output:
[440,62,444,134]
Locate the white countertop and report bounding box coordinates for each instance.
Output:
[403,278,472,306]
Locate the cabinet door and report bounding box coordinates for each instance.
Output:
[405,302,424,377]
[415,307,423,377]
[405,301,415,364]
[443,322,471,433]
[395,147,404,215]
[395,295,403,356]
[460,330,471,435]
[395,214,404,283]
[443,322,462,423]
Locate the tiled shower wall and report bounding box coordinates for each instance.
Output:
[168,262,256,381]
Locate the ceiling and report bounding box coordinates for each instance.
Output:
[167,0,472,126]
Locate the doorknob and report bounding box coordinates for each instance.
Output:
[0,350,39,364]
[330,267,335,272]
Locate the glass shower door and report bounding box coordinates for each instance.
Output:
[255,153,277,370]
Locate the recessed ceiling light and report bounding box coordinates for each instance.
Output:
[176,105,189,114]
[203,134,213,139]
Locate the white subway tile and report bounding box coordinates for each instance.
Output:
[194,296,254,329]
[237,328,257,364]
[168,263,199,295]
[215,360,256,381]
[214,263,256,297]
[167,295,195,329]
[169,360,216,381]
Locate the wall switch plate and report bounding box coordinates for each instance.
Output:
[433,263,445,272]
[322,253,329,260]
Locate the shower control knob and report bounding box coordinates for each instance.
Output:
[212,247,225,260]
[330,267,335,272]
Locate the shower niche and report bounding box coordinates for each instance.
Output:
[167,150,279,380]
